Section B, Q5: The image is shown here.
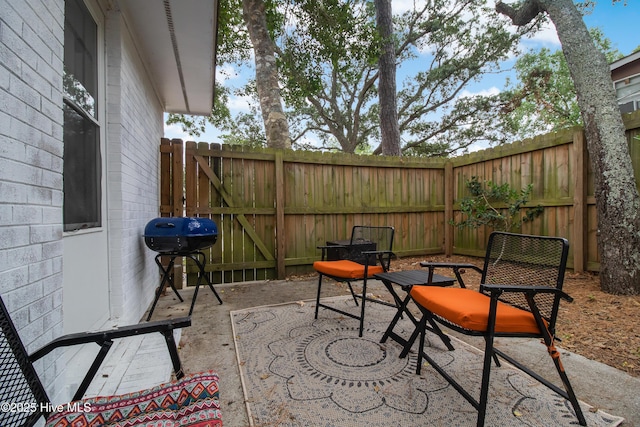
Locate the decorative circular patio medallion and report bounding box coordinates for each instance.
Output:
[290,326,414,388]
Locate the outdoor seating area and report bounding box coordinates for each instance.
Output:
[5,229,638,427]
[313,229,586,426]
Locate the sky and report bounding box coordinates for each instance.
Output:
[164,1,640,148]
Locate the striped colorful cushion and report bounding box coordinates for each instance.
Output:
[45,371,221,427]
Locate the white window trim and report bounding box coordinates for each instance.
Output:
[62,0,107,237]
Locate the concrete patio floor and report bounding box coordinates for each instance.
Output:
[124,277,640,426]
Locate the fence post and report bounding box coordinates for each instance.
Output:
[572,130,587,272]
[444,161,454,256]
[160,138,172,216]
[275,151,286,279]
[185,141,197,217]
[171,139,184,217]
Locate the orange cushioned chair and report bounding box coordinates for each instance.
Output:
[314,226,395,337]
[409,231,586,427]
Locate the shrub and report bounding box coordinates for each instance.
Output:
[452,176,543,232]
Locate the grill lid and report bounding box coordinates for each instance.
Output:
[144,217,218,253]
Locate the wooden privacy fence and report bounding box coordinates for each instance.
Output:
[160,111,640,284]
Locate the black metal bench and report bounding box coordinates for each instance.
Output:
[0,294,221,426]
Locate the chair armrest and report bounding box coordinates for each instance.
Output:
[481,283,573,302]
[419,262,483,288]
[317,244,347,250]
[362,250,395,257]
[30,317,191,401]
[419,262,483,274]
[30,317,192,360]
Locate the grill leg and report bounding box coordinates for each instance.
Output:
[147,254,184,321]
[187,252,222,317]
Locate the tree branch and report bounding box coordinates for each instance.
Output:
[495,0,544,26]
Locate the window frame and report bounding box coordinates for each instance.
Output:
[62,0,106,234]
[613,72,640,114]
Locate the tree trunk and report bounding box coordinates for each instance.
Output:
[242,0,291,149]
[497,0,640,295]
[375,0,401,156]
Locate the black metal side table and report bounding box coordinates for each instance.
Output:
[146,251,223,321]
[374,270,455,356]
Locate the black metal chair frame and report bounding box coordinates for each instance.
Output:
[375,270,456,351]
[314,225,395,337]
[0,294,191,427]
[410,231,586,427]
[146,250,222,321]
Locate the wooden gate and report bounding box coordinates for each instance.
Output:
[160,139,280,284]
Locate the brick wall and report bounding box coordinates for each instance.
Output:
[0,0,66,399]
[105,9,164,324]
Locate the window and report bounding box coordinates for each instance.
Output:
[615,74,640,114]
[63,0,101,231]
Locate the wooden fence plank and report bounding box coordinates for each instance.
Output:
[573,131,587,272]
[275,152,285,278]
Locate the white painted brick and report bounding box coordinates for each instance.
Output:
[41,130,64,157]
[24,104,53,134]
[43,304,62,327]
[25,144,53,168]
[42,240,63,259]
[0,205,11,222]
[31,224,61,243]
[28,258,54,282]
[0,181,28,203]
[10,72,41,109]
[0,225,30,249]
[8,306,30,331]
[27,186,54,205]
[0,136,27,162]
[10,115,39,147]
[29,293,53,321]
[2,0,65,404]
[0,110,10,132]
[0,90,28,120]
[41,169,63,190]
[0,157,39,185]
[13,205,42,224]
[0,245,41,271]
[42,206,61,224]
[51,188,63,207]
[0,265,29,294]
[12,310,44,352]
[43,274,63,297]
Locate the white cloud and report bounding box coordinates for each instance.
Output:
[216,64,241,84]
[227,93,256,114]
[459,86,501,99]
[521,21,561,48]
[163,122,193,140]
[392,0,418,14]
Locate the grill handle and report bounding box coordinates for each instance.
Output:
[155,222,176,228]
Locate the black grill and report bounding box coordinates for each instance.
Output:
[144,217,218,254]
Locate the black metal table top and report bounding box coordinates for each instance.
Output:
[374,270,455,288]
